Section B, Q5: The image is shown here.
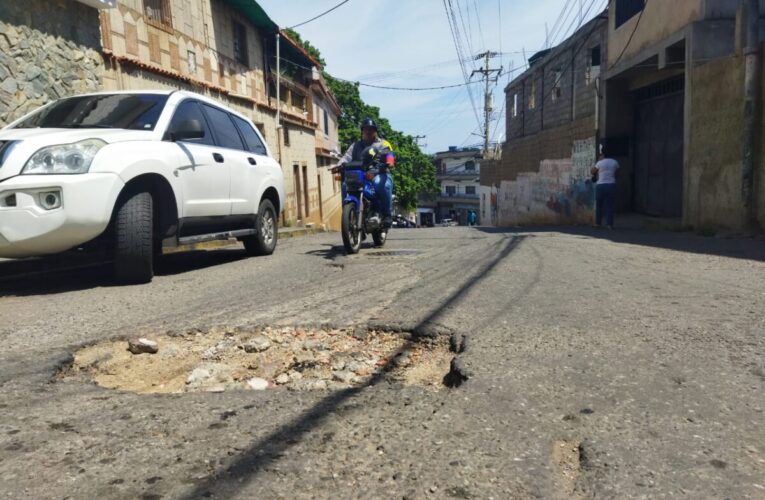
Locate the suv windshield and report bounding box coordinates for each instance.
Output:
[12,94,169,131]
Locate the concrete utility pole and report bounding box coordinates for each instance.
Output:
[471,51,502,154]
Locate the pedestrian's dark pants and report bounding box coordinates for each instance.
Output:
[595,183,616,227]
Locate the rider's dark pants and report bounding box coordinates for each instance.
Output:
[373,173,393,217]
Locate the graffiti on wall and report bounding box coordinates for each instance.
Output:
[497,137,597,226]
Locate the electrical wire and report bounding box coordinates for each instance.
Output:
[443,0,483,128]
[277,56,482,91]
[351,80,482,91]
[287,0,351,29]
[609,0,648,70]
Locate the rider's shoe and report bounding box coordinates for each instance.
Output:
[382,216,393,229]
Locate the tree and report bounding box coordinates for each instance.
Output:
[283,28,326,67]
[283,30,437,211]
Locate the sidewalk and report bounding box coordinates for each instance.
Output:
[163,225,326,254]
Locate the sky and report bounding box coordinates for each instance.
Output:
[258,0,608,154]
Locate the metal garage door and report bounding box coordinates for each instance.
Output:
[633,77,684,217]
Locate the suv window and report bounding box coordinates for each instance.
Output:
[201,104,245,151]
[12,93,168,130]
[167,100,214,146]
[232,115,268,156]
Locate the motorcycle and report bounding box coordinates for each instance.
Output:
[336,146,394,254]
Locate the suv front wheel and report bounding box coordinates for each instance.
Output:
[113,191,154,284]
[243,199,277,256]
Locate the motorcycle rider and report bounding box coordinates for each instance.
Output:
[333,118,394,228]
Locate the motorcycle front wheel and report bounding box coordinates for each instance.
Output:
[372,229,387,247]
[342,203,362,254]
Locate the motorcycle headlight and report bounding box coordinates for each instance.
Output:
[22,139,106,175]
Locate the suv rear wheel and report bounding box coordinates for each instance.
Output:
[243,199,277,256]
[114,191,154,284]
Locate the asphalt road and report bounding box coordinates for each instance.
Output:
[0,226,763,499]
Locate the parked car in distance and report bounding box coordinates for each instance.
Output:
[392,215,415,228]
[0,90,285,283]
[440,218,458,227]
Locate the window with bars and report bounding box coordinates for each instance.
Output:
[233,21,248,66]
[615,0,645,29]
[143,0,173,30]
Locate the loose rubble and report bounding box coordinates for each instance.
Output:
[68,326,453,394]
[127,338,158,355]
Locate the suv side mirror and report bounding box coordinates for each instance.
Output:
[169,119,205,141]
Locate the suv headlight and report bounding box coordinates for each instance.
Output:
[22,139,106,175]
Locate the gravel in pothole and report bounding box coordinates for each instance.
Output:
[67,327,453,394]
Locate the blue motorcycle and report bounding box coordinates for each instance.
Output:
[339,146,391,254]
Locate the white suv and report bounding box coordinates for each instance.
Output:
[0,90,285,283]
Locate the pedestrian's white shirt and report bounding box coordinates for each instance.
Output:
[596,158,619,184]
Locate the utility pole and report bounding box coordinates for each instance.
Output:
[471,51,502,154]
[413,135,427,149]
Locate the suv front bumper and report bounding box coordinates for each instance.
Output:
[0,173,124,258]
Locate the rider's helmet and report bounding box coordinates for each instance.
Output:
[360,118,378,131]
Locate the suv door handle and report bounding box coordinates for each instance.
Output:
[247,157,257,165]
[213,152,224,163]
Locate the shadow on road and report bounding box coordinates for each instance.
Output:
[179,234,525,500]
[0,248,253,297]
[476,225,765,262]
[304,244,349,261]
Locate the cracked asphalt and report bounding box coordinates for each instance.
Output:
[0,226,764,499]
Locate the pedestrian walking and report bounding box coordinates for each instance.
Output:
[591,148,620,229]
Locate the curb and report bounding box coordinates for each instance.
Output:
[163,226,326,254]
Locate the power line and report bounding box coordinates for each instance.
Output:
[609,0,648,70]
[473,0,486,51]
[287,0,351,29]
[277,56,482,91]
[548,0,577,47]
[350,80,482,91]
[443,0,483,128]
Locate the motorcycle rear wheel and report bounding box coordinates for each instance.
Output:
[342,203,362,254]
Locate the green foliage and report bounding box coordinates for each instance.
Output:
[283,28,326,67]
[282,32,437,211]
[324,76,438,211]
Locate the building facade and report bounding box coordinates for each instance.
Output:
[0,0,342,229]
[491,0,765,231]
[603,0,765,230]
[491,14,607,226]
[429,147,481,225]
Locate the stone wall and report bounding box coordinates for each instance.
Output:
[0,0,105,126]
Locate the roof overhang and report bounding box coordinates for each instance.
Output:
[220,0,322,69]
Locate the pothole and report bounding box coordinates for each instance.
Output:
[64,326,456,394]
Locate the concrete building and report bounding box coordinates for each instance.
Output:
[0,0,342,229]
[491,0,765,231]
[603,0,765,230]
[429,147,481,225]
[490,13,607,226]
